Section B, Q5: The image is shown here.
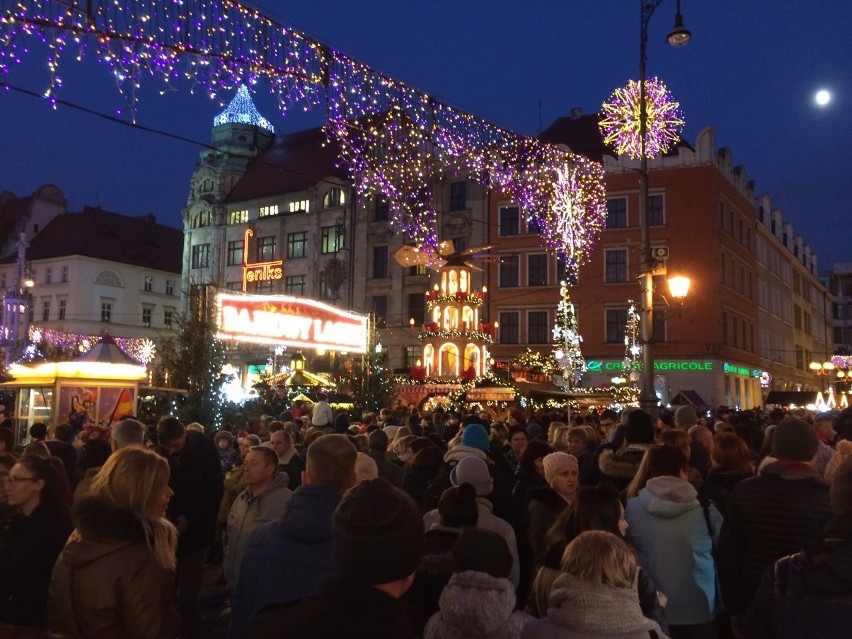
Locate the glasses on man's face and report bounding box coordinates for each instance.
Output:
[7,475,37,485]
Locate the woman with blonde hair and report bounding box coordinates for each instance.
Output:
[50,446,178,638]
[523,531,670,639]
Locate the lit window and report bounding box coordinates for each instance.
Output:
[259,205,279,218]
[191,244,210,269]
[229,210,248,224]
[287,200,309,214]
[321,225,345,254]
[324,187,346,208]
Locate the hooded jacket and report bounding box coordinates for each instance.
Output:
[224,474,292,587]
[625,475,722,626]
[597,443,653,491]
[424,570,530,639]
[229,484,342,639]
[49,497,176,638]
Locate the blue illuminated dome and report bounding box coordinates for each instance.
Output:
[213,85,275,133]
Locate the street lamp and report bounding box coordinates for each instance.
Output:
[809,361,835,391]
[637,0,691,418]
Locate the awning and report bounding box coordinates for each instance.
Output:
[764,391,820,406]
[670,389,707,407]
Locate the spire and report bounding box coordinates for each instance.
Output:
[213,84,275,133]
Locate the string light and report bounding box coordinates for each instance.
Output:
[599,77,684,159]
[623,301,642,388]
[552,281,585,389]
[2,0,607,254]
[213,84,275,132]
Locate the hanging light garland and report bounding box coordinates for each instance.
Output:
[1,0,606,255]
[623,301,642,387]
[599,77,684,159]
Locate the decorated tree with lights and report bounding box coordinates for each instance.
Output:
[339,316,394,413]
[623,301,642,388]
[159,283,231,429]
[552,281,585,389]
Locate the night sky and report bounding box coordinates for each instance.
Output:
[1,0,850,266]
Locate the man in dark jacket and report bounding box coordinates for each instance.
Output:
[230,434,357,639]
[246,477,424,639]
[718,417,833,638]
[157,416,224,639]
[45,422,77,488]
[367,428,404,486]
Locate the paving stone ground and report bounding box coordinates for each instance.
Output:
[199,561,231,639]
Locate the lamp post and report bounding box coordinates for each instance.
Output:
[809,361,835,392]
[637,0,691,418]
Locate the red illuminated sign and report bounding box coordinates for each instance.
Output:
[216,293,368,353]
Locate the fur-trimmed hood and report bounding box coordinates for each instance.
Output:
[63,496,148,569]
[598,444,652,479]
[527,485,568,511]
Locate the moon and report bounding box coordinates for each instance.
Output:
[815,89,831,106]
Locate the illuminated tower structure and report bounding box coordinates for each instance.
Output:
[420,256,491,379]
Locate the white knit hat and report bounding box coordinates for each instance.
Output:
[542,452,579,486]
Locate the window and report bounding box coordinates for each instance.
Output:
[499,254,519,288]
[58,299,66,320]
[61,266,68,283]
[604,249,628,283]
[45,268,52,284]
[373,246,389,279]
[166,280,174,296]
[227,240,244,266]
[408,293,425,325]
[41,300,50,321]
[409,264,428,276]
[605,308,628,343]
[144,276,153,292]
[164,310,173,329]
[375,198,389,222]
[142,307,152,327]
[528,254,548,286]
[321,225,345,254]
[405,346,420,368]
[452,237,467,255]
[373,295,388,327]
[606,198,627,228]
[324,187,345,208]
[499,205,520,236]
[499,312,519,344]
[649,194,664,226]
[528,311,549,344]
[450,182,467,211]
[191,244,209,269]
[191,210,211,228]
[287,232,307,259]
[257,236,276,261]
[229,210,248,224]
[259,204,279,218]
[285,275,307,296]
[101,301,112,323]
[254,281,275,294]
[287,200,309,214]
[527,215,543,235]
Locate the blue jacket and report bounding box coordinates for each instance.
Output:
[229,484,342,639]
[625,475,722,626]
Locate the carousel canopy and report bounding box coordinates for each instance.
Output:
[76,333,143,366]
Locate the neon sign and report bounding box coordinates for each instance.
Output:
[242,228,283,292]
[587,360,713,373]
[216,293,368,353]
[722,363,761,378]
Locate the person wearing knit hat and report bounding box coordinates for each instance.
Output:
[527,453,578,567]
[717,417,832,635]
[422,454,521,588]
[247,477,423,638]
[460,423,490,453]
[674,405,699,430]
[750,455,852,638]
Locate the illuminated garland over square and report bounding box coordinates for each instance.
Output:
[1,0,606,255]
[599,77,684,159]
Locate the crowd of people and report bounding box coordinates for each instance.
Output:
[0,400,851,638]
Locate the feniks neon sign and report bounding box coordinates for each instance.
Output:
[216,293,368,353]
[242,228,283,292]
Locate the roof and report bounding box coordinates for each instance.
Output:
[540,111,694,161]
[671,389,708,407]
[3,207,183,273]
[226,127,349,203]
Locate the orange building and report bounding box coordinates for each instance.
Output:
[487,112,831,409]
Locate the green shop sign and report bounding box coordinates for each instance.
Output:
[586,360,713,373]
[722,362,762,378]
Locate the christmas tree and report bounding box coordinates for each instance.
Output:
[623,301,642,388]
[552,280,585,389]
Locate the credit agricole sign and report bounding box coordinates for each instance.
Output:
[587,360,713,373]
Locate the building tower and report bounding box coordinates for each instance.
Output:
[421,256,491,379]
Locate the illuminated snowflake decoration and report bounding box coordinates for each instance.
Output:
[137,338,157,365]
[538,158,606,281]
[599,78,684,159]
